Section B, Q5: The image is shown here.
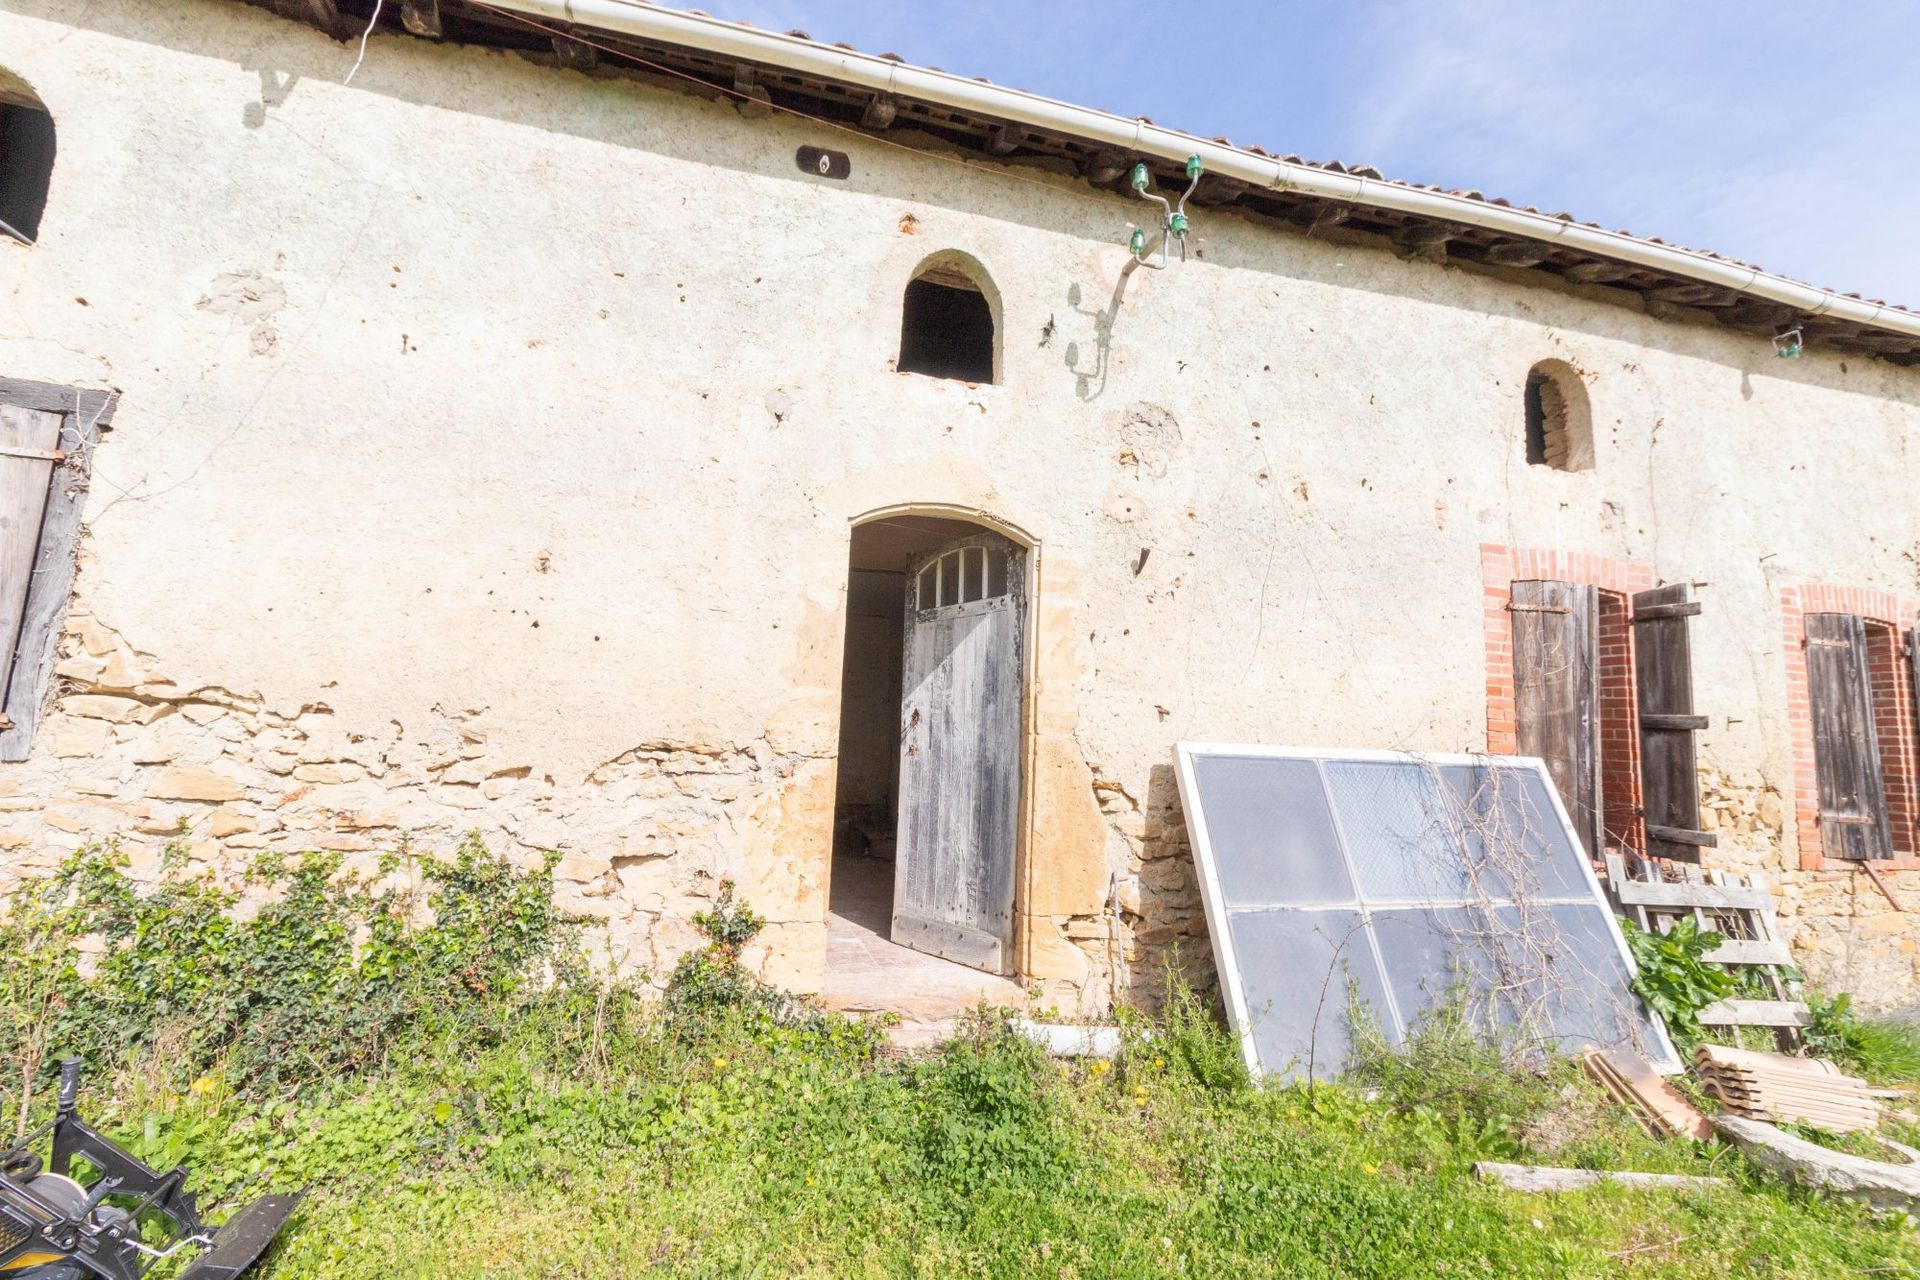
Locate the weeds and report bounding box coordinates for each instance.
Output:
[1806,993,1920,1085]
[1622,916,1735,1045]
[0,842,1913,1278]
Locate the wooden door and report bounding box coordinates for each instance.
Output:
[893,532,1024,973]
[1512,579,1603,856]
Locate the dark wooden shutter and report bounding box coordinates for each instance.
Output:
[1910,626,1920,750]
[1632,584,1715,861]
[1512,580,1602,856]
[1804,612,1894,861]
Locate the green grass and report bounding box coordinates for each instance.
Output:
[6,844,1916,1278]
[59,994,1920,1280]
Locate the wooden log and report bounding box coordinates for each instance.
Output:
[1714,1116,1920,1214]
[1473,1163,1727,1193]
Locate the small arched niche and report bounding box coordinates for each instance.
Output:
[0,69,54,245]
[1523,358,1594,472]
[897,251,1000,384]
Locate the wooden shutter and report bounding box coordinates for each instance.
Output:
[0,405,62,728]
[1910,626,1920,749]
[1512,580,1602,856]
[1632,584,1715,861]
[1804,612,1894,861]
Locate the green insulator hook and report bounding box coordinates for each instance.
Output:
[1170,212,1189,238]
[1129,228,1148,256]
[1186,154,1203,180]
[1130,163,1151,192]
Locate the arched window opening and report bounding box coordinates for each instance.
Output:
[1524,359,1593,472]
[0,71,54,245]
[898,255,997,384]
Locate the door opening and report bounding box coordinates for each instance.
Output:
[826,514,1029,1009]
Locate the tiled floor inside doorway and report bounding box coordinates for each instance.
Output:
[820,852,1025,1025]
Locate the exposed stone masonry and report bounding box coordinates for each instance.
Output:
[0,597,808,985]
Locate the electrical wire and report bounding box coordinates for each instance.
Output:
[345,0,386,85]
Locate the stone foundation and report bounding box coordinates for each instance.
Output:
[0,591,831,989]
[1694,769,1917,1012]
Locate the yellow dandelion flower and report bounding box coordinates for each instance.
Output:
[711,1056,729,1071]
[1362,1163,1378,1175]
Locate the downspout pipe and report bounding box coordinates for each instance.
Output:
[494,0,1920,343]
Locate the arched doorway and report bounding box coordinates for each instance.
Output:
[826,510,1031,1006]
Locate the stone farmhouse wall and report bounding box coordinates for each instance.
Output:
[3,1,1919,1013]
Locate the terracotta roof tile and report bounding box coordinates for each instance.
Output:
[494,4,1917,318]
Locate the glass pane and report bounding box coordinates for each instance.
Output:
[1438,765,1590,901]
[1227,908,1391,1080]
[961,547,983,603]
[1492,904,1659,1058]
[916,564,935,611]
[987,549,1009,598]
[1188,755,1352,907]
[938,552,960,607]
[1323,762,1470,902]
[1369,906,1512,1036]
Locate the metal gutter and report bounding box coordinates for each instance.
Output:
[496,0,1920,342]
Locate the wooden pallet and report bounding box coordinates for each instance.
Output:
[1604,851,1808,1048]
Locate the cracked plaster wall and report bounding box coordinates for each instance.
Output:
[2,2,1920,1011]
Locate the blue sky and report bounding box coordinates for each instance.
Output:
[718,1,1920,306]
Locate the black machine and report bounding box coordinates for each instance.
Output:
[0,1060,300,1280]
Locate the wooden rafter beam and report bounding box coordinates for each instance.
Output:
[1563,261,1632,285]
[732,64,772,117]
[859,92,897,129]
[400,0,442,37]
[553,33,598,70]
[1484,240,1548,267]
[1649,282,1738,308]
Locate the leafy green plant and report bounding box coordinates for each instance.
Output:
[911,1008,1069,1187]
[1153,961,1249,1093]
[2,835,573,1097]
[1806,992,1920,1084]
[1622,916,1734,1044]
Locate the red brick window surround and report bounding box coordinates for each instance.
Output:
[1482,545,1657,855]
[1783,585,1920,869]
